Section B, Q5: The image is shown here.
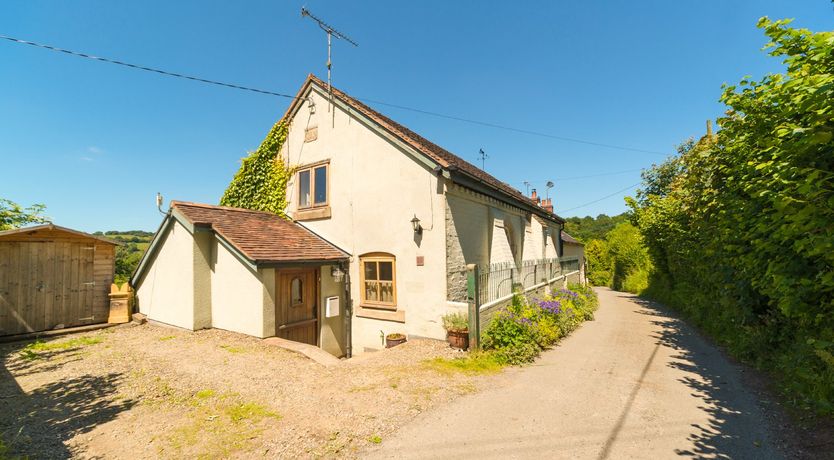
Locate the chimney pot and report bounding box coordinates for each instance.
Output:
[543,198,554,213]
[531,189,537,201]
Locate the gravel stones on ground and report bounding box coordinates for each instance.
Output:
[0,324,490,458]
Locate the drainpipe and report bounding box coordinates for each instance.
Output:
[558,224,564,257]
[342,260,352,358]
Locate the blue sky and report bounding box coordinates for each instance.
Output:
[1,1,831,232]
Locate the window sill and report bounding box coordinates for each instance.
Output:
[356,306,405,323]
[293,206,331,221]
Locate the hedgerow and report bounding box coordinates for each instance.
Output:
[628,18,834,414]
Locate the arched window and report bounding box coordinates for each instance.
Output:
[359,253,397,309]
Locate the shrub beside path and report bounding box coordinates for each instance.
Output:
[365,288,786,459]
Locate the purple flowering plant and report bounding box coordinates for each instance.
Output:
[538,299,562,316]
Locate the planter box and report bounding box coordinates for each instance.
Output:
[447,330,469,350]
[386,335,407,348]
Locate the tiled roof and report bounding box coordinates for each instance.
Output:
[286,74,564,223]
[561,230,583,245]
[171,202,349,264]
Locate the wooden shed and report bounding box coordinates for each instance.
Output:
[0,224,117,336]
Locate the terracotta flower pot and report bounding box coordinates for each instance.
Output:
[386,334,407,348]
[446,330,469,350]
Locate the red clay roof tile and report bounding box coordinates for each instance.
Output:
[171,201,348,264]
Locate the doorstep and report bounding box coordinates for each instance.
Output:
[262,337,341,367]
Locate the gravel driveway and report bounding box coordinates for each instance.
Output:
[365,288,787,459]
[0,323,491,458]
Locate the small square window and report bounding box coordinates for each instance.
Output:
[297,162,329,209]
[360,254,397,309]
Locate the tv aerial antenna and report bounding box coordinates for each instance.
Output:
[478,148,489,170]
[301,7,359,93]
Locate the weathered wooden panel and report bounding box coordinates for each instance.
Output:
[0,243,9,332]
[276,269,318,346]
[0,236,115,336]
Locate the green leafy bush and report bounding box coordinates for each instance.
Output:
[605,223,650,292]
[622,267,650,294]
[481,287,599,365]
[584,239,612,286]
[581,224,651,293]
[628,18,834,414]
[568,282,599,313]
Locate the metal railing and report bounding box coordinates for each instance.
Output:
[465,256,581,349]
[476,257,579,306]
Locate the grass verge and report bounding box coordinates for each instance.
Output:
[423,351,504,375]
[19,336,103,360]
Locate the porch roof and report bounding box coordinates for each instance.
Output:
[171,201,349,264]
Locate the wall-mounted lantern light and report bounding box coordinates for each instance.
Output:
[411,215,422,234]
[330,266,344,282]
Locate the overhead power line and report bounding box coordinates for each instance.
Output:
[556,182,641,214]
[517,167,645,187]
[0,34,300,100]
[0,33,669,156]
[357,97,669,156]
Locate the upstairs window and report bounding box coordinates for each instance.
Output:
[298,162,329,208]
[360,253,397,309]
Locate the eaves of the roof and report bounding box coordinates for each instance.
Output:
[0,223,120,245]
[130,202,351,287]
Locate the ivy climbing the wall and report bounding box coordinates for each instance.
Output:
[220,121,292,216]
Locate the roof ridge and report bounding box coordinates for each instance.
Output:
[299,76,562,222]
[306,74,451,169]
[171,201,284,217]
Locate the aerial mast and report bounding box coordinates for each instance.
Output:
[478,148,489,170]
[301,7,359,94]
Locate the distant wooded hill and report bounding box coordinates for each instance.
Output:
[94,231,154,284]
[563,213,629,242]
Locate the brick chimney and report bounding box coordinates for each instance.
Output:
[531,188,541,205]
[543,198,554,213]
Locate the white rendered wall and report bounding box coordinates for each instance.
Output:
[281,87,450,353]
[210,238,268,338]
[135,220,196,330]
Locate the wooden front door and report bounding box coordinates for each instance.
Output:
[276,269,318,345]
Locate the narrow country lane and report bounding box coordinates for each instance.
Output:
[364,288,783,460]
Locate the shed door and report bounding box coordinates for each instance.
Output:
[276,269,318,345]
[0,241,97,336]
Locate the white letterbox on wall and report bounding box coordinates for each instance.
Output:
[325,296,340,317]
